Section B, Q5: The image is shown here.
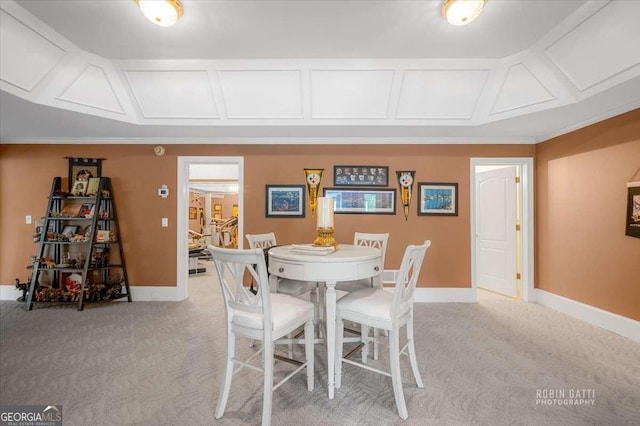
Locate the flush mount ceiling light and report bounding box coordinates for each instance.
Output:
[441,0,487,26]
[135,0,183,27]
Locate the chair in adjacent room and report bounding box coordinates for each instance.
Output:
[334,240,431,420]
[209,245,315,426]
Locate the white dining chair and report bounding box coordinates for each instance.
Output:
[209,245,315,426]
[246,233,319,296]
[336,232,389,292]
[336,232,389,360]
[334,240,431,420]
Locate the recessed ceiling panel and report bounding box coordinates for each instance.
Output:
[545,1,640,91]
[0,9,65,91]
[218,70,302,119]
[396,69,488,119]
[491,63,554,115]
[311,70,394,119]
[124,70,219,119]
[57,64,123,113]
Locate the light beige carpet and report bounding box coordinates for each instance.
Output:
[1,262,639,425]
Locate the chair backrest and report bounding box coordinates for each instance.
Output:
[354,232,389,268]
[391,241,431,320]
[207,245,273,338]
[246,232,277,249]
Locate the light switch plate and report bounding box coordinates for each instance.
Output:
[162,218,168,227]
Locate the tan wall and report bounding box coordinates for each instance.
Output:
[535,109,640,320]
[0,143,533,289]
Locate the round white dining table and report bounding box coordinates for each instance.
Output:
[268,244,383,399]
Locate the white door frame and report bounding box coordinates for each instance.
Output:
[470,158,534,302]
[177,156,244,301]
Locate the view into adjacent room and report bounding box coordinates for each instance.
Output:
[187,163,239,275]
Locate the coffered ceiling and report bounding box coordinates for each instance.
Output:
[1,0,639,144]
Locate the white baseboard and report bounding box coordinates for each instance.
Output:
[414,287,476,303]
[0,285,186,302]
[128,285,186,302]
[0,285,22,301]
[534,289,640,342]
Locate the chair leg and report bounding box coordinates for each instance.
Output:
[373,327,379,361]
[407,313,424,388]
[335,318,344,389]
[262,340,274,426]
[390,328,408,420]
[287,331,294,358]
[305,319,315,391]
[215,330,236,419]
[361,324,370,364]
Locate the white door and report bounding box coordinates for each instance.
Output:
[476,166,517,297]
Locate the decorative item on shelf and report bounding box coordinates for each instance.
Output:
[71,180,88,196]
[86,178,101,196]
[313,197,338,249]
[304,168,324,218]
[79,203,95,218]
[396,171,416,220]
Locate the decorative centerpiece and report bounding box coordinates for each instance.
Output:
[313,197,338,249]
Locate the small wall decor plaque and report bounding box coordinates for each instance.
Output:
[333,165,388,187]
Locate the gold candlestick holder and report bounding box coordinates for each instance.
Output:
[313,227,338,249]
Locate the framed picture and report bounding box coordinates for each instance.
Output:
[213,213,222,220]
[626,182,640,238]
[333,165,389,187]
[79,203,95,218]
[189,207,197,219]
[71,180,88,196]
[213,203,222,212]
[266,185,305,218]
[418,182,458,216]
[67,157,102,189]
[96,230,110,243]
[61,225,79,238]
[323,187,396,214]
[86,177,101,196]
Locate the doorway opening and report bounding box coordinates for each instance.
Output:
[177,156,244,300]
[470,158,534,303]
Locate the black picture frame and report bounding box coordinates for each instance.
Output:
[626,183,640,238]
[333,165,389,187]
[417,182,458,216]
[61,225,79,238]
[265,185,306,218]
[323,187,396,214]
